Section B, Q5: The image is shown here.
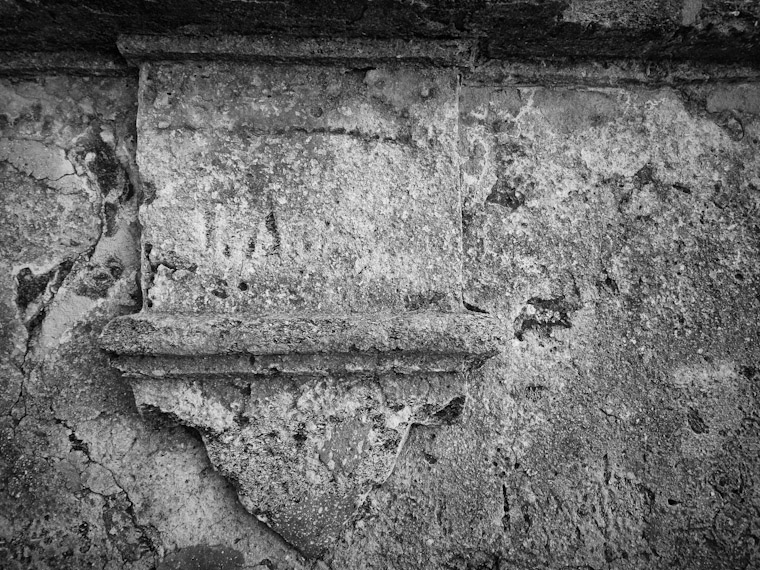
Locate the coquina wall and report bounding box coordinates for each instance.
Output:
[1,50,759,570]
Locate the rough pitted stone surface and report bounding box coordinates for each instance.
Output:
[0,76,306,570]
[325,77,760,569]
[138,61,462,314]
[129,370,467,559]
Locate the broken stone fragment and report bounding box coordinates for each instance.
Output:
[100,311,503,557]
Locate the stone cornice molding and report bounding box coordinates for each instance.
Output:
[101,311,503,380]
[101,311,502,359]
[117,34,477,68]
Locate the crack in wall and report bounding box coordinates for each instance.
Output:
[0,158,77,183]
[54,417,161,566]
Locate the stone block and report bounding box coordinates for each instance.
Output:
[137,61,462,314]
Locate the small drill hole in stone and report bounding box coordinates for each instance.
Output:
[238,282,249,291]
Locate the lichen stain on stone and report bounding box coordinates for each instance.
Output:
[142,180,158,204]
[485,178,525,211]
[77,133,125,195]
[103,200,122,237]
[431,395,466,423]
[264,210,281,256]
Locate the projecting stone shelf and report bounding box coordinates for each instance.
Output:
[100,311,503,557]
[101,311,502,373]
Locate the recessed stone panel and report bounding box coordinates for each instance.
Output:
[138,62,462,313]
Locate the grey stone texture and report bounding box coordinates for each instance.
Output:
[1,45,760,570]
[340,76,760,570]
[101,311,503,556]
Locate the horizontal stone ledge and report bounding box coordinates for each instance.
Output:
[465,58,760,88]
[100,312,505,360]
[117,34,477,67]
[111,352,488,379]
[0,51,131,77]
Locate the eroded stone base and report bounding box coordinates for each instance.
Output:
[131,372,466,557]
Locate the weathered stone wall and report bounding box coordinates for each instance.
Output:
[0,75,302,570]
[330,76,760,570]
[1,63,759,570]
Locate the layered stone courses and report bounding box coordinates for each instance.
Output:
[118,34,477,68]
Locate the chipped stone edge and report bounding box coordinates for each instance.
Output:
[0,51,131,77]
[117,34,478,68]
